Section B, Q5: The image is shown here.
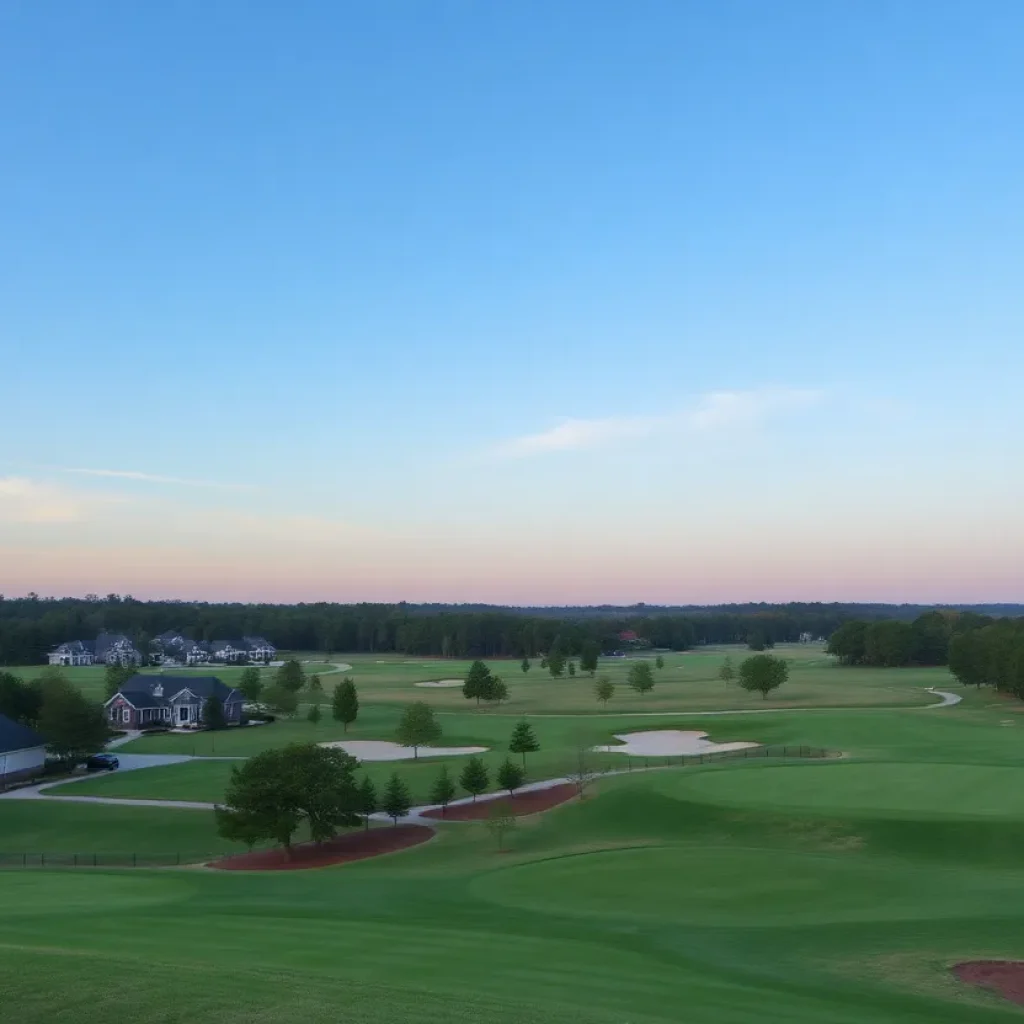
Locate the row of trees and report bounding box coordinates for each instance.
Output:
[217,719,546,850]
[826,611,1007,668]
[1,594,945,664]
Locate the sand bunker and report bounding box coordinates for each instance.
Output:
[415,679,464,688]
[319,739,488,761]
[593,730,759,757]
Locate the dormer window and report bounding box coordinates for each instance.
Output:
[153,684,163,698]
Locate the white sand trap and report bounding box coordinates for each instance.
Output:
[319,740,488,761]
[415,679,464,688]
[593,730,759,757]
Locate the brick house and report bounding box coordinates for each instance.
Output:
[104,675,243,729]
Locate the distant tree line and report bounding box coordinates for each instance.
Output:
[826,611,1024,697]
[825,611,997,668]
[2,594,1001,665]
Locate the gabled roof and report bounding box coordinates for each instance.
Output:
[49,640,94,654]
[106,674,241,710]
[242,636,275,648]
[0,713,45,754]
[95,632,139,658]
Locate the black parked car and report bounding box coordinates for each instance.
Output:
[86,753,120,773]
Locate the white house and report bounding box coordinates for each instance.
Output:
[0,714,46,786]
[47,641,96,667]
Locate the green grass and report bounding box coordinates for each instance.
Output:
[9,651,1024,1023]
[0,801,237,860]
[9,644,951,712]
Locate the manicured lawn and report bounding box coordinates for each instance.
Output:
[9,655,1024,1023]
[9,644,950,713]
[0,801,236,860]
[7,755,1024,1023]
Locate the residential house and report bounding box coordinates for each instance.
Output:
[242,636,276,663]
[104,675,243,730]
[151,631,210,666]
[47,640,95,667]
[0,714,46,785]
[207,640,249,664]
[95,632,143,667]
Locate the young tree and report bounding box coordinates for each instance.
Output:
[546,639,566,678]
[307,702,322,725]
[332,678,359,731]
[567,748,600,800]
[263,683,299,717]
[485,802,517,851]
[36,677,109,762]
[539,657,549,670]
[357,775,377,829]
[508,719,539,767]
[459,756,490,801]
[520,657,531,674]
[579,640,599,676]
[308,673,324,697]
[567,661,576,678]
[463,660,493,705]
[429,764,456,815]
[276,659,305,692]
[627,661,656,695]
[488,677,508,705]
[204,694,227,731]
[655,655,665,670]
[382,772,412,824]
[396,701,442,758]
[217,743,360,852]
[497,757,525,796]
[718,656,736,684]
[738,654,789,699]
[595,676,614,706]
[238,667,263,702]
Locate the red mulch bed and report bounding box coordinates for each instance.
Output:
[952,961,1024,1005]
[209,824,434,871]
[422,784,577,821]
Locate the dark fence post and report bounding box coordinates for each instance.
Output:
[133,852,137,868]
[94,853,98,867]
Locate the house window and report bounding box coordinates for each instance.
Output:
[122,709,130,724]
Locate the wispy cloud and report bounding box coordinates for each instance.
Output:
[0,477,126,524]
[490,388,824,459]
[59,467,256,491]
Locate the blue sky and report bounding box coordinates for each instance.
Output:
[2,1,1022,603]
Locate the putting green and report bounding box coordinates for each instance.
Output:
[663,761,1024,819]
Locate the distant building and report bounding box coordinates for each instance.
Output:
[94,632,143,666]
[150,632,209,666]
[47,641,96,667]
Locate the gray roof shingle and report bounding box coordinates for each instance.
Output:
[0,713,45,754]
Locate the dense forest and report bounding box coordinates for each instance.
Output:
[0,594,1019,666]
[827,612,1024,697]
